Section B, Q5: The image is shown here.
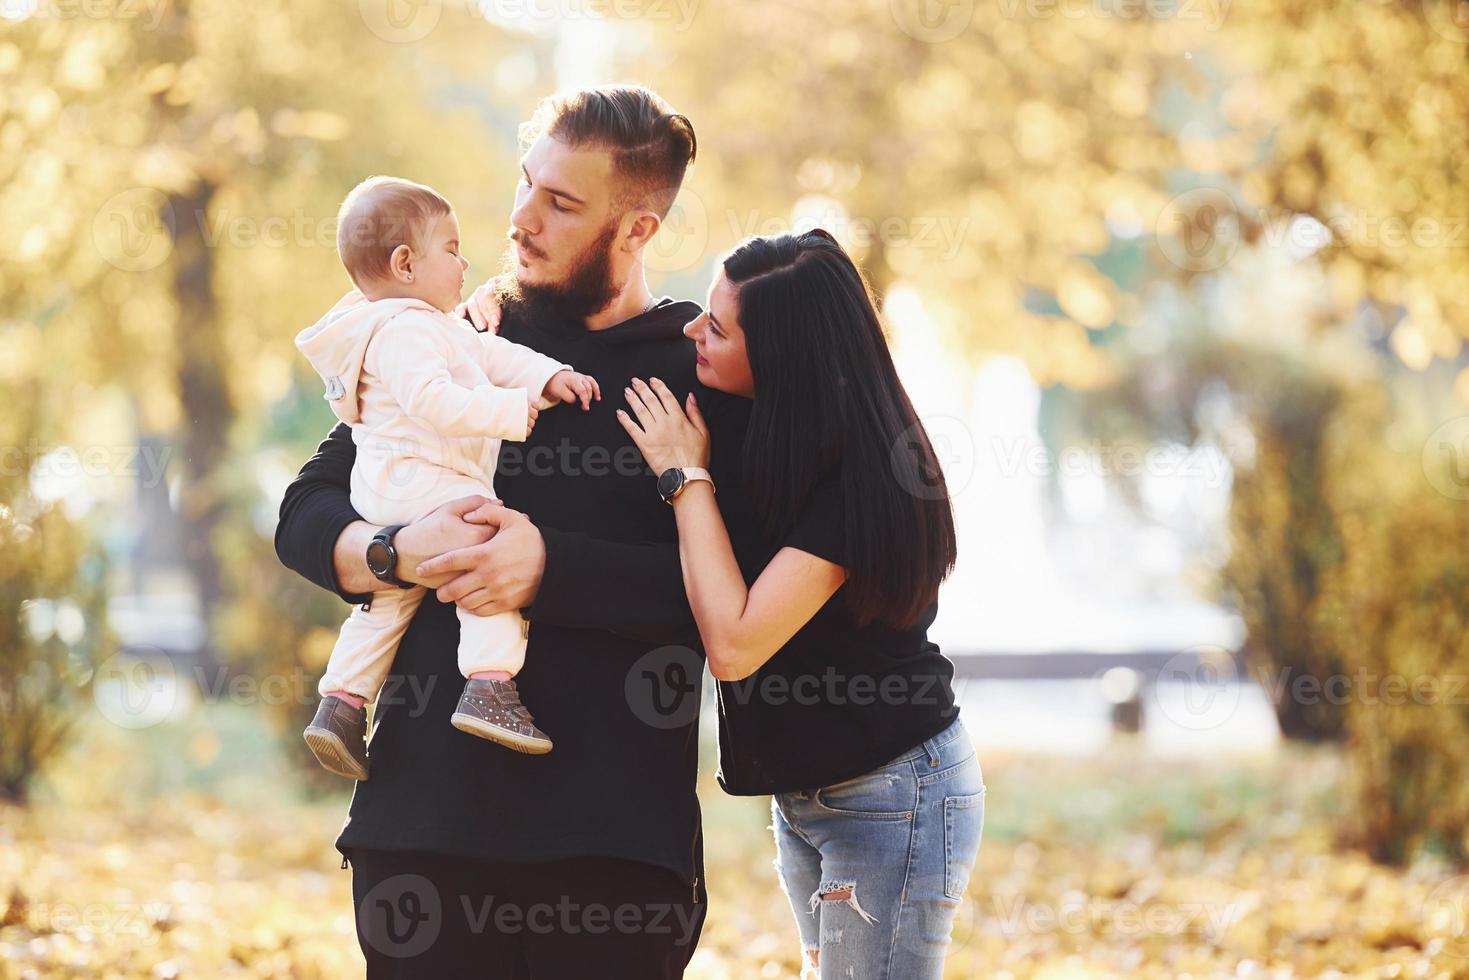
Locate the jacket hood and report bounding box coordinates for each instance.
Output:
[599,298,702,346]
[508,296,702,347]
[295,289,437,424]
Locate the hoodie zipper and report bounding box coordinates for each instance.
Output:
[690,796,702,905]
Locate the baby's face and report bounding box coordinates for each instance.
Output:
[412,211,470,313]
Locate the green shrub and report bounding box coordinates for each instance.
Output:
[0,501,109,802]
[1317,424,1469,864]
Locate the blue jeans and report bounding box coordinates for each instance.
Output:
[770,716,985,979]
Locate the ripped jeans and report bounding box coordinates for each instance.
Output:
[770,716,984,979]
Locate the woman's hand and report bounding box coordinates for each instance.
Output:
[616,377,710,475]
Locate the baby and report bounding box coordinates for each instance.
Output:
[294,175,598,780]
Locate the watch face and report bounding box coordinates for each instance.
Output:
[657,468,684,499]
[365,540,392,576]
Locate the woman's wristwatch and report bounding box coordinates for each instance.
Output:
[657,467,715,504]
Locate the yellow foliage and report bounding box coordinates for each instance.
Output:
[3,743,1467,976]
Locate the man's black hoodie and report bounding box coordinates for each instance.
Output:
[275,298,751,900]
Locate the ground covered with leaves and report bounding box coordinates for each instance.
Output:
[2,707,1466,978]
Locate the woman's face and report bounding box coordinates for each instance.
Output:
[684,269,756,399]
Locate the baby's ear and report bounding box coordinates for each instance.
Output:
[389,243,414,281]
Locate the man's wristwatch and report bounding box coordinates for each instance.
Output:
[365,524,413,588]
[657,467,715,505]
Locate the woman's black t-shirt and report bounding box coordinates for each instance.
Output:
[714,467,959,796]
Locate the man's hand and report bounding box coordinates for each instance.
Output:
[414,503,546,616]
[454,276,508,334]
[394,495,500,589]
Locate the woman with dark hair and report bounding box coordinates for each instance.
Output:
[617,229,984,978]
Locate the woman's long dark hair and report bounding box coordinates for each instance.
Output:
[722,229,958,629]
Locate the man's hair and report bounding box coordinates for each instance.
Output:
[519,84,697,218]
[336,175,453,287]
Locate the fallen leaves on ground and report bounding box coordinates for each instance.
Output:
[2,738,1467,978]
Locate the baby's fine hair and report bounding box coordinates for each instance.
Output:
[336,175,453,287]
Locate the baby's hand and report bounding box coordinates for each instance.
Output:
[543,369,602,411]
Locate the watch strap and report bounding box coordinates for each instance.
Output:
[680,467,714,491]
[369,523,413,588]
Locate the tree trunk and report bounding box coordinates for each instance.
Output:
[168,180,230,678]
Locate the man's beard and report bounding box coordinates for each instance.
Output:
[497,223,621,323]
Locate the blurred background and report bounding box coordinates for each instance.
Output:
[3,0,1469,976]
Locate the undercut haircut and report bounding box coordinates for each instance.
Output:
[520,84,697,218]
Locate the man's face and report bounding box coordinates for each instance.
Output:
[508,134,621,292]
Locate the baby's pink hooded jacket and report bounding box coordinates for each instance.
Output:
[294,289,570,520]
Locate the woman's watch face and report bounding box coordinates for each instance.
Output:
[657,467,684,500]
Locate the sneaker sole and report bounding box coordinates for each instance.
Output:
[304,727,370,780]
[450,713,553,754]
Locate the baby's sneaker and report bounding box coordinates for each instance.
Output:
[451,678,552,754]
[303,695,370,780]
